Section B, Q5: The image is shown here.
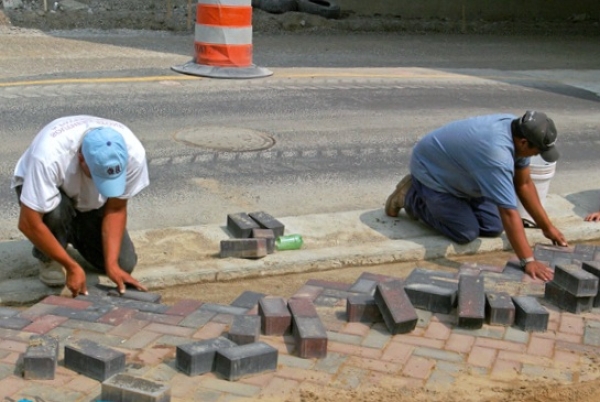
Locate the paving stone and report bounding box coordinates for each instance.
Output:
[533,244,558,262]
[512,296,549,332]
[346,294,382,323]
[101,373,171,402]
[227,212,261,238]
[291,284,323,301]
[349,278,378,295]
[23,334,59,380]
[40,295,93,309]
[374,280,418,335]
[50,306,104,322]
[458,274,485,329]
[134,311,183,325]
[220,238,268,259]
[292,316,328,359]
[215,341,278,381]
[404,284,457,314]
[259,296,292,336]
[543,281,594,314]
[176,336,237,376]
[107,289,162,304]
[231,291,266,309]
[77,295,169,314]
[553,263,599,297]
[98,307,138,326]
[485,292,515,326]
[200,303,248,316]
[582,261,600,307]
[228,315,261,345]
[287,297,319,318]
[0,316,33,330]
[248,211,285,238]
[0,307,20,318]
[574,244,596,262]
[64,339,126,381]
[178,310,216,328]
[165,299,204,316]
[251,228,275,254]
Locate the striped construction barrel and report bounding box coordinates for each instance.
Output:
[172,0,272,79]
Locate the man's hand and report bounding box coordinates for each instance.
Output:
[65,264,88,298]
[524,261,554,282]
[585,212,600,222]
[107,269,148,294]
[542,225,568,247]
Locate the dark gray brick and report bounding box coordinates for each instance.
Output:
[230,291,266,309]
[64,338,126,381]
[512,296,549,332]
[346,294,382,323]
[582,261,600,308]
[349,278,378,295]
[101,373,171,402]
[457,275,485,329]
[405,268,458,288]
[0,307,20,318]
[251,228,275,254]
[200,303,248,316]
[544,281,594,314]
[485,292,515,326]
[574,244,596,262]
[248,211,285,238]
[554,263,599,297]
[374,281,418,335]
[259,297,292,336]
[292,316,328,359]
[533,244,557,262]
[228,315,261,345]
[107,289,162,304]
[176,336,237,376]
[51,306,104,322]
[220,238,268,259]
[179,310,216,328]
[23,335,59,380]
[77,294,169,314]
[404,284,456,314]
[227,212,261,238]
[0,316,32,330]
[215,341,278,381]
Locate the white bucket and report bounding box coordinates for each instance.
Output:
[516,155,556,225]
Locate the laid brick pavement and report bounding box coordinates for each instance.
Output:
[1,249,600,401]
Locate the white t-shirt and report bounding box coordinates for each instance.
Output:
[11,115,149,213]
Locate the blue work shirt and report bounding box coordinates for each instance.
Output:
[410,114,529,209]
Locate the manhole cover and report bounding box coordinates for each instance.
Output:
[174,127,275,152]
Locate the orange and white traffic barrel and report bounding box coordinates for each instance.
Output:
[172,0,272,79]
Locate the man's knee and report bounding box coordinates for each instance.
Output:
[448,227,480,244]
[119,252,137,274]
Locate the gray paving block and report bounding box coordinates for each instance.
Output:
[544,281,594,314]
[374,281,418,334]
[582,261,600,307]
[485,292,515,326]
[0,316,32,330]
[214,341,278,381]
[251,228,275,254]
[220,238,268,259]
[227,212,261,238]
[230,291,266,309]
[64,339,126,381]
[228,315,261,345]
[346,294,382,323]
[199,303,248,316]
[101,373,171,402]
[107,289,162,304]
[51,306,104,322]
[176,336,237,376]
[259,296,292,335]
[248,211,285,238]
[349,278,378,295]
[293,316,328,359]
[23,335,59,380]
[512,296,549,332]
[554,263,599,297]
[0,307,20,318]
[457,275,485,329]
[404,283,457,314]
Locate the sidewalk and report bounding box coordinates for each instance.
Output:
[1,194,600,401]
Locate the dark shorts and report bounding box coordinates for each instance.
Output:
[15,186,137,273]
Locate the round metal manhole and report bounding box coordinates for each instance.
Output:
[174,127,275,152]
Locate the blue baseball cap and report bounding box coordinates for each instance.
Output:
[81,127,128,198]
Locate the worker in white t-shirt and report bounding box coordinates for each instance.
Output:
[11,116,150,297]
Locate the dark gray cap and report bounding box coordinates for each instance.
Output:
[516,110,559,163]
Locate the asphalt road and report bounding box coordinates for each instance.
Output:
[0,29,599,241]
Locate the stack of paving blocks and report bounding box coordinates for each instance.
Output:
[220,211,285,258]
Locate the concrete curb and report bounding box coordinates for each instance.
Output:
[2,194,600,305]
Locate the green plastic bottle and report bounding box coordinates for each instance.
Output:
[275,234,303,251]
